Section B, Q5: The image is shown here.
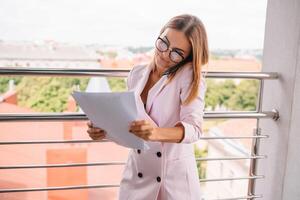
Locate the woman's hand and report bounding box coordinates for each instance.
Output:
[87,121,106,140]
[129,120,158,141]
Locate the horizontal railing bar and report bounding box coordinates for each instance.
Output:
[0,58,100,62]
[0,113,87,121]
[0,68,128,77]
[206,72,278,79]
[0,139,107,145]
[0,184,120,193]
[0,161,126,169]
[199,175,264,182]
[196,155,266,162]
[0,67,278,79]
[0,156,266,169]
[208,195,262,200]
[0,111,278,122]
[0,135,268,145]
[200,135,269,139]
[0,176,264,193]
[205,111,278,119]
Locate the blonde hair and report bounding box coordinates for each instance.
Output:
[151,14,209,105]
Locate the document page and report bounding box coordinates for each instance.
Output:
[72,91,148,149]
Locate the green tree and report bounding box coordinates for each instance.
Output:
[107,78,126,92]
[205,79,220,110]
[218,79,236,107]
[205,79,258,111]
[227,79,259,111]
[194,144,208,179]
[0,77,23,94]
[17,77,89,112]
[15,76,127,112]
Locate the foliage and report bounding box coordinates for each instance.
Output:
[0,77,23,93]
[12,77,126,112]
[16,77,89,112]
[107,77,126,92]
[2,74,258,113]
[194,144,208,179]
[205,79,259,111]
[226,79,259,111]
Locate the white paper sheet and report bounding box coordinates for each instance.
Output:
[72,91,148,150]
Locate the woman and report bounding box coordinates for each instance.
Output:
[87,14,209,200]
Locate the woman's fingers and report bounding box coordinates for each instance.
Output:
[90,134,106,140]
[87,121,103,130]
[131,120,148,126]
[130,130,151,140]
[87,121,107,140]
[129,120,157,141]
[91,127,103,132]
[129,120,151,131]
[87,130,106,140]
[130,124,153,132]
[87,121,105,132]
[129,120,153,140]
[87,128,106,135]
[87,121,93,128]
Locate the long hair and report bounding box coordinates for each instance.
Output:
[151,14,209,105]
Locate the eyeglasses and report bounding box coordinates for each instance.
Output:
[155,37,185,63]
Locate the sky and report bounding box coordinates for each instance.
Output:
[0,0,268,49]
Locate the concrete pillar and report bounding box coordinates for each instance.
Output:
[255,0,300,199]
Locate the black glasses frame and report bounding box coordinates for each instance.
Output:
[155,37,185,63]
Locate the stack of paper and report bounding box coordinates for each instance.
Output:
[72,91,148,149]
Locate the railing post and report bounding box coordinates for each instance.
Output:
[248,127,262,199]
[248,78,264,199]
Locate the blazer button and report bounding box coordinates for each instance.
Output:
[156,152,162,157]
[156,176,161,182]
[138,172,143,178]
[137,149,141,154]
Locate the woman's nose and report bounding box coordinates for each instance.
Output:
[161,50,170,60]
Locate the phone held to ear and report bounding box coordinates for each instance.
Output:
[162,53,193,76]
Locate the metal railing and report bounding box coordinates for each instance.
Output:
[0,67,279,200]
[0,58,101,62]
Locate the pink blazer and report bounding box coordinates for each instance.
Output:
[118,63,207,200]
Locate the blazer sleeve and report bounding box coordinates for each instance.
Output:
[176,71,207,144]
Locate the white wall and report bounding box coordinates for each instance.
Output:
[255,0,300,199]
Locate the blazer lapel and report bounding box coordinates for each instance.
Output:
[134,65,152,97]
[132,66,159,127]
[133,65,168,116]
[146,75,168,113]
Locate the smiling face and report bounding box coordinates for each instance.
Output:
[154,28,192,72]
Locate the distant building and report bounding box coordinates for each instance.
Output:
[0,41,262,72]
[0,40,101,68]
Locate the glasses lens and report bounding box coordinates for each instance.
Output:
[156,38,168,52]
[170,51,184,63]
